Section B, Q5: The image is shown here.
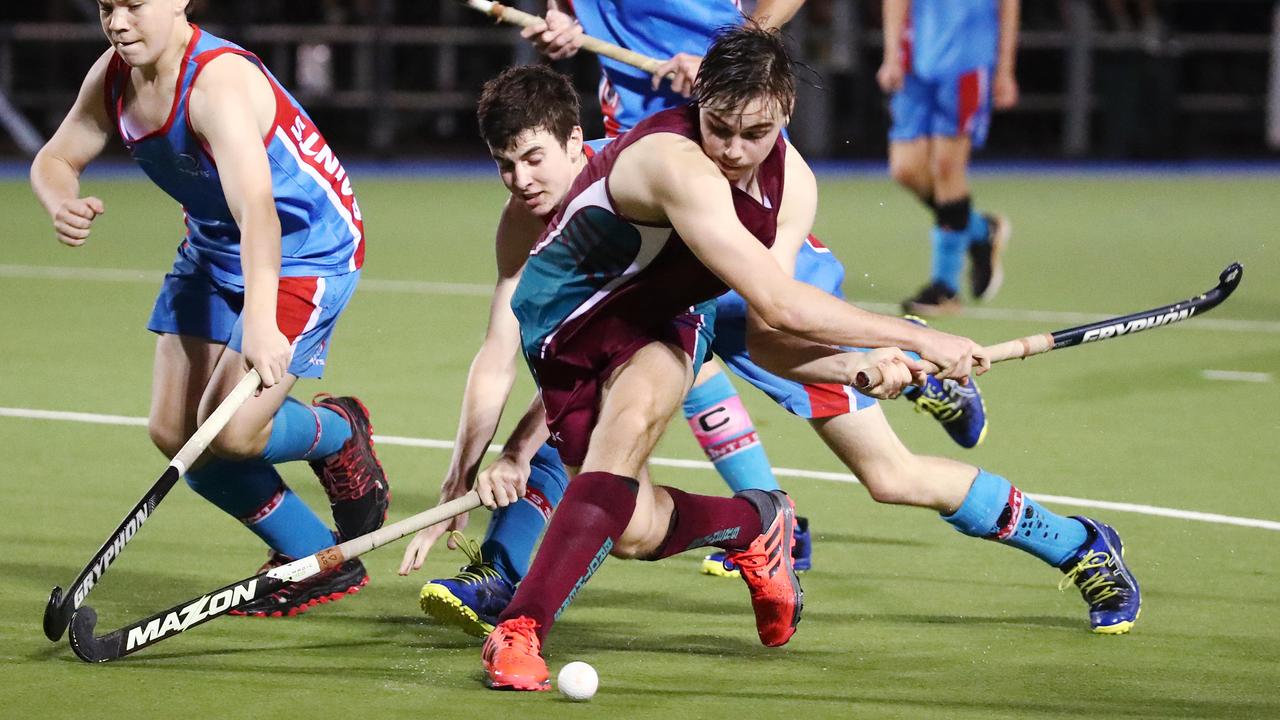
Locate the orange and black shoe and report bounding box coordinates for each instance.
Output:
[309,395,391,541]
[230,550,369,618]
[725,489,804,647]
[481,616,550,691]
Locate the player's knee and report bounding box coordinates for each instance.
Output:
[930,152,966,186]
[147,417,187,459]
[207,425,263,461]
[889,156,927,190]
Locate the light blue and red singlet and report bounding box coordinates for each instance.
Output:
[891,0,1001,147]
[105,25,364,377]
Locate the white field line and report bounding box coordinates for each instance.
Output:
[1201,370,1273,383]
[3,263,1278,333]
[4,405,1279,533]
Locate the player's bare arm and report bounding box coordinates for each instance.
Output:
[994,0,1021,109]
[30,49,115,247]
[398,198,542,574]
[188,53,290,387]
[612,132,982,380]
[653,1,807,96]
[473,392,551,507]
[522,0,583,60]
[751,0,808,30]
[877,0,909,93]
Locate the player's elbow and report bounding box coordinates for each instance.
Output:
[755,296,809,337]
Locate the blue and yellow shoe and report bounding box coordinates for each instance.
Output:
[701,516,812,577]
[903,375,988,449]
[1057,517,1141,634]
[900,316,988,449]
[419,534,515,638]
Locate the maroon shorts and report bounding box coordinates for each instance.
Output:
[528,309,713,467]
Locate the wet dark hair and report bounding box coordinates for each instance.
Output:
[692,23,796,117]
[477,65,580,151]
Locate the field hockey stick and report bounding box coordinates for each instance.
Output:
[42,370,262,642]
[463,0,666,75]
[69,490,485,662]
[855,262,1244,390]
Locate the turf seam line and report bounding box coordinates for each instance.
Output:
[3,263,1277,334]
[4,405,1278,533]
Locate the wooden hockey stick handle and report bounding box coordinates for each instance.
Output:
[464,0,666,75]
[853,333,1053,391]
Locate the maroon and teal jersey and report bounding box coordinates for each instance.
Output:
[104,25,364,287]
[901,0,1000,80]
[510,105,786,364]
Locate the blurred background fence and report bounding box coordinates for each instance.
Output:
[1,0,1277,160]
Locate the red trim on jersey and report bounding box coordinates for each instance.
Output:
[803,383,853,418]
[113,24,203,145]
[275,276,321,343]
[183,46,265,160]
[805,233,827,250]
[958,69,981,135]
[276,95,366,269]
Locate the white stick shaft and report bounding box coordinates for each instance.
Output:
[169,370,261,475]
[342,492,485,562]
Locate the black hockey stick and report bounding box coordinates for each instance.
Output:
[856,262,1244,389]
[43,370,261,641]
[69,491,484,662]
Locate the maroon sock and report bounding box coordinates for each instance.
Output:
[498,471,638,640]
[648,486,764,560]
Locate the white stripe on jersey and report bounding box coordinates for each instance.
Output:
[289,277,327,356]
[537,178,672,358]
[273,126,363,272]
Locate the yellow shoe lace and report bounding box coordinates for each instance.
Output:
[914,392,963,423]
[1058,550,1121,604]
[447,531,501,582]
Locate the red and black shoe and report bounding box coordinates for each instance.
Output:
[230,554,369,618]
[309,395,390,541]
[725,489,804,647]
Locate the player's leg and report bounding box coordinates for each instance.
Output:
[419,442,569,637]
[812,405,1141,633]
[929,67,1008,304]
[146,258,342,565]
[484,343,800,689]
[891,74,960,315]
[201,272,383,616]
[684,360,778,494]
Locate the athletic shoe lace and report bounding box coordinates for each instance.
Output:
[1058,550,1122,605]
[913,382,964,423]
[494,617,541,653]
[447,531,502,584]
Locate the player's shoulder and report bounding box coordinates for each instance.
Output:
[782,140,816,191]
[191,50,262,88]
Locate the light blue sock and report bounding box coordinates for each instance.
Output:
[683,371,778,493]
[260,396,352,463]
[942,469,1089,567]
[186,459,335,558]
[930,226,967,292]
[481,443,569,585]
[968,210,990,247]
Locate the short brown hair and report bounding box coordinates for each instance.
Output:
[477,65,580,151]
[693,23,796,117]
